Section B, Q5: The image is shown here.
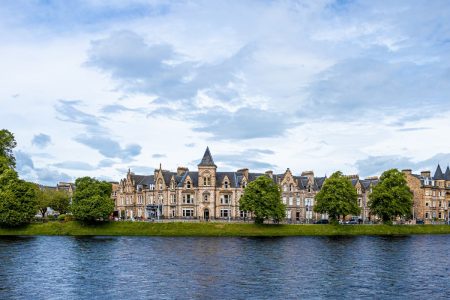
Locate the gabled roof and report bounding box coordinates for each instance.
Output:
[198,147,217,167]
[216,172,237,188]
[131,174,154,187]
[434,164,445,180]
[445,166,450,181]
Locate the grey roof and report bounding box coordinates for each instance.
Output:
[434,164,445,180]
[198,147,217,167]
[445,166,450,181]
[131,174,154,187]
[216,172,237,188]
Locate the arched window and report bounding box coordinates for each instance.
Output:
[289,184,293,192]
[158,179,163,190]
[224,181,229,188]
[203,176,211,186]
[204,194,209,202]
[186,180,191,189]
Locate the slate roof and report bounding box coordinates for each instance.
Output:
[198,147,217,167]
[216,172,237,188]
[131,174,154,187]
[445,166,450,181]
[433,164,445,180]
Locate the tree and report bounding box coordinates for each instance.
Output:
[369,169,413,224]
[0,130,38,227]
[36,189,52,218]
[71,177,113,222]
[0,178,38,227]
[314,171,360,224]
[239,176,285,224]
[50,190,70,214]
[0,129,17,169]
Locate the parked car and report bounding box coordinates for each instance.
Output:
[416,219,424,225]
[315,219,329,224]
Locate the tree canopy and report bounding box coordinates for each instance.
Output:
[37,189,71,217]
[314,171,360,223]
[0,130,38,227]
[0,129,17,169]
[369,169,413,224]
[71,177,113,222]
[239,175,285,224]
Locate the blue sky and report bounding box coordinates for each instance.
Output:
[1,0,450,185]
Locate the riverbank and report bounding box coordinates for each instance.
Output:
[1,221,450,236]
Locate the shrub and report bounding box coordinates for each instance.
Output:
[58,214,66,222]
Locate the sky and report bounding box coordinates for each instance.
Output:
[1,0,450,185]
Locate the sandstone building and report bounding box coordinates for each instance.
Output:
[403,165,450,223]
[113,147,377,222]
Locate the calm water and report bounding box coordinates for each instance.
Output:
[1,235,450,299]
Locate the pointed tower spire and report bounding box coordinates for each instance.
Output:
[444,165,450,181]
[198,146,217,167]
[434,164,445,180]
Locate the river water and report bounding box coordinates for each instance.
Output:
[1,235,449,299]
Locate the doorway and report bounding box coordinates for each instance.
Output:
[204,209,209,221]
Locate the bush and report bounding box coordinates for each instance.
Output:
[47,215,56,221]
[58,214,66,222]
[64,214,74,222]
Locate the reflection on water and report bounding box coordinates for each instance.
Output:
[1,235,450,299]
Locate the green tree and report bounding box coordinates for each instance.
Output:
[0,130,38,227]
[368,169,413,224]
[239,176,285,224]
[36,189,52,218]
[50,190,71,214]
[314,171,360,224]
[71,177,113,222]
[0,178,38,227]
[0,129,17,169]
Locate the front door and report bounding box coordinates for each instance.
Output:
[204,209,209,221]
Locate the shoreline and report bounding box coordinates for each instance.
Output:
[1,221,450,236]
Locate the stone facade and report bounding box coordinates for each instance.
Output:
[403,166,450,223]
[113,147,377,222]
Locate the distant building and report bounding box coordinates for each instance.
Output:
[403,165,450,223]
[114,147,376,222]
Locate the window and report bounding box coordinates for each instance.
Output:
[158,194,163,204]
[426,202,429,207]
[186,181,191,189]
[439,201,442,207]
[224,181,229,188]
[242,181,247,188]
[203,194,209,202]
[289,184,293,192]
[170,194,176,204]
[283,185,287,192]
[220,209,230,218]
[306,211,313,219]
[286,210,291,219]
[203,176,211,186]
[221,194,231,204]
[283,196,287,204]
[171,209,176,218]
[296,197,300,206]
[289,197,293,206]
[305,198,314,207]
[240,211,248,218]
[439,212,442,219]
[182,209,194,217]
[425,212,429,219]
[158,179,163,190]
[358,198,362,207]
[183,194,193,204]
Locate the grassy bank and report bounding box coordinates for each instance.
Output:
[1,221,450,236]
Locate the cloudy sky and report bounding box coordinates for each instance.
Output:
[1,0,450,185]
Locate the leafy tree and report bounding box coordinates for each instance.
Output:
[0,129,17,169]
[314,171,360,224]
[239,176,285,224]
[0,130,38,227]
[0,178,38,227]
[71,177,113,222]
[50,190,71,214]
[36,189,52,218]
[369,169,413,224]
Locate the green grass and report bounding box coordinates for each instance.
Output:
[1,221,450,236]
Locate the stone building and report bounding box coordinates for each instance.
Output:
[403,165,450,223]
[114,147,375,222]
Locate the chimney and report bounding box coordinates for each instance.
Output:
[421,171,431,178]
[265,170,273,178]
[177,166,189,176]
[402,169,412,175]
[238,168,249,178]
[301,171,315,184]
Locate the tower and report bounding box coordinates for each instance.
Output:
[198,146,217,187]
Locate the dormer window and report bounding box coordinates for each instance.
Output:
[170,181,175,190]
[186,181,191,189]
[224,181,229,189]
[242,181,247,188]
